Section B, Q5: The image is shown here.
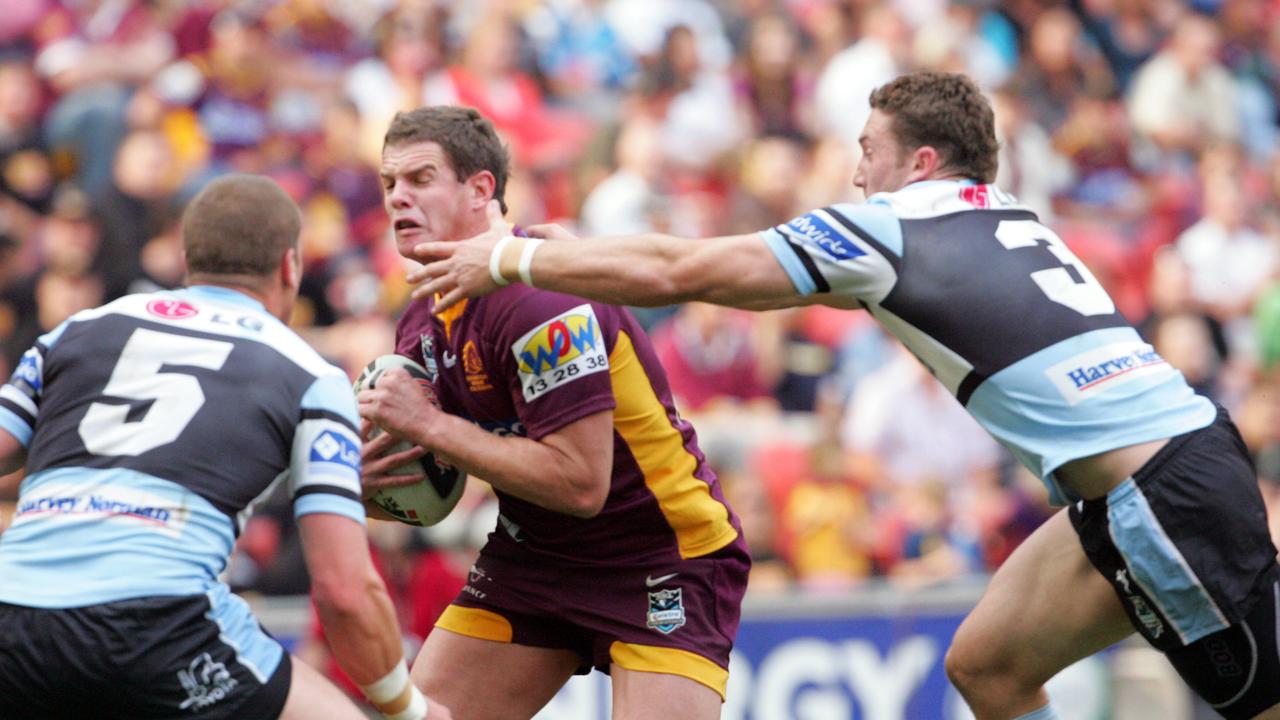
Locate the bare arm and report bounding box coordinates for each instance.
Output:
[359,369,612,518]
[300,512,450,718]
[297,513,405,684]
[409,201,815,311]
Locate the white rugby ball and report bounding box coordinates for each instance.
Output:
[354,354,466,527]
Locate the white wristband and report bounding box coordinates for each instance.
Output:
[384,686,429,720]
[488,235,516,287]
[517,238,543,287]
[359,660,411,705]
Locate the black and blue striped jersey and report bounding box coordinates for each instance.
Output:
[0,285,365,607]
[762,181,1215,505]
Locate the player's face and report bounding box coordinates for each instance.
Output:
[380,141,475,258]
[853,109,915,198]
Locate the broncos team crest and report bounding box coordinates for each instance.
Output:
[646,588,686,634]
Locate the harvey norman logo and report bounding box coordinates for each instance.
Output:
[781,210,865,261]
[1046,341,1169,405]
[14,483,190,537]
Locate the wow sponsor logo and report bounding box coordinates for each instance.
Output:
[309,430,360,474]
[511,304,609,402]
[780,210,865,261]
[1046,341,1169,405]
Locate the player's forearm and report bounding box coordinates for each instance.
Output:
[408,411,605,517]
[511,234,691,307]
[311,569,404,685]
[511,232,791,309]
[299,516,413,690]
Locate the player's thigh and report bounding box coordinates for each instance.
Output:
[949,509,1133,686]
[1255,704,1280,720]
[278,655,368,720]
[412,627,580,720]
[611,666,721,720]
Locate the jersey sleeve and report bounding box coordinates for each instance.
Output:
[0,316,76,448]
[489,293,618,440]
[0,344,46,448]
[289,371,366,525]
[760,202,903,302]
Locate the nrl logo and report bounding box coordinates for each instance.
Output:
[647,588,686,634]
[420,334,439,382]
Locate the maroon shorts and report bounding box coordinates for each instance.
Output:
[435,537,750,698]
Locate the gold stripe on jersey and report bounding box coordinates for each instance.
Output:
[609,331,738,559]
[609,641,729,699]
[435,604,513,642]
[433,297,469,343]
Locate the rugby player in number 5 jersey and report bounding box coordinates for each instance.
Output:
[411,73,1280,720]
[0,175,449,720]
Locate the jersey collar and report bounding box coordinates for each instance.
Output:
[177,285,269,314]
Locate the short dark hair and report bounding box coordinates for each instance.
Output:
[182,174,300,276]
[383,106,511,213]
[869,72,999,184]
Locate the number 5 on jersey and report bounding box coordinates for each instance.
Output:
[78,329,234,456]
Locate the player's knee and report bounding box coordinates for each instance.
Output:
[944,633,991,695]
[945,626,1025,700]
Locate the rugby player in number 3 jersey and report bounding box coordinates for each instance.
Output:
[412,73,1280,720]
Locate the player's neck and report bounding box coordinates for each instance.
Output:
[186,274,279,316]
[918,170,974,185]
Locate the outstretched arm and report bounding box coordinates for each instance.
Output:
[409,201,807,311]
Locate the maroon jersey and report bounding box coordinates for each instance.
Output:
[395,286,744,564]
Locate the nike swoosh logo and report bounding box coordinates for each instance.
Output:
[645,572,678,587]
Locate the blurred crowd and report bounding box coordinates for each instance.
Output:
[3,0,1280,623]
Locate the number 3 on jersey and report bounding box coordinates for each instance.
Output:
[995,220,1115,317]
[78,328,234,456]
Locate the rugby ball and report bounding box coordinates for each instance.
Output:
[353,355,466,527]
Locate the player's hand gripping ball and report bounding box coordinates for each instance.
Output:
[354,355,466,526]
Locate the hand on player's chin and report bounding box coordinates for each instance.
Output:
[408,199,509,306]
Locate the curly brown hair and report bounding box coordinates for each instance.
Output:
[383,106,511,213]
[868,72,999,184]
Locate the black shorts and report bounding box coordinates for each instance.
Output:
[1070,406,1280,719]
[0,592,291,719]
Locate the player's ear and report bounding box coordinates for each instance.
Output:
[280,246,302,293]
[910,145,942,181]
[468,170,496,211]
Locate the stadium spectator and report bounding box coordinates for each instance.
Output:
[1128,12,1240,167]
[1173,163,1278,357]
[840,343,1002,499]
[650,302,777,413]
[815,5,908,152]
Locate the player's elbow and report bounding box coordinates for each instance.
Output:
[563,474,609,518]
[311,569,383,621]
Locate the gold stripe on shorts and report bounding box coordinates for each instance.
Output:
[435,605,513,642]
[608,641,729,699]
